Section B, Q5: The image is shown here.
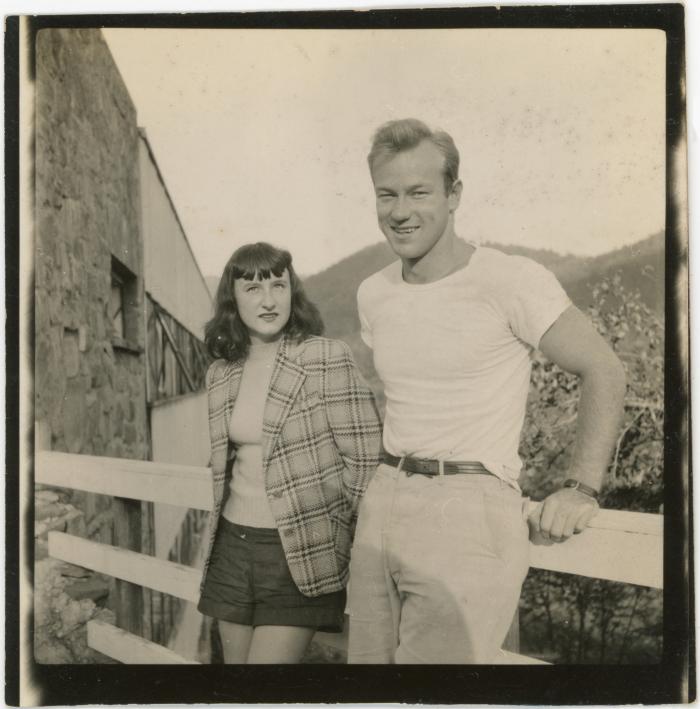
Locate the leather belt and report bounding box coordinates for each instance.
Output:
[381,452,493,477]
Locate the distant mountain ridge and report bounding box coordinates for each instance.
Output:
[300,232,664,399]
[303,232,664,342]
[202,234,663,398]
[203,231,664,344]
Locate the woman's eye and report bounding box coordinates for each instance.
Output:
[273,282,286,290]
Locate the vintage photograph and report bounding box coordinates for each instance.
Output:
[8,3,690,705]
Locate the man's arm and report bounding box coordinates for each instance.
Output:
[531,305,627,542]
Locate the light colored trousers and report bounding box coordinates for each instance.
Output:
[347,463,530,664]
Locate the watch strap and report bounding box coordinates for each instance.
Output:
[563,478,600,500]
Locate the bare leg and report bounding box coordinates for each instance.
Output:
[218,620,254,664]
[246,625,316,664]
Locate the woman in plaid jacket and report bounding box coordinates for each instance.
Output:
[197,242,382,663]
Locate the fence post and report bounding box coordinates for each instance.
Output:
[140,500,155,641]
[112,497,143,636]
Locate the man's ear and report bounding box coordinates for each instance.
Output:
[448,179,463,212]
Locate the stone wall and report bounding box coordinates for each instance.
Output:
[34,28,148,661]
[35,28,146,462]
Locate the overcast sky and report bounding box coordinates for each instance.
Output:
[103,27,665,279]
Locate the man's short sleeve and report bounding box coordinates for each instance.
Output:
[508,258,571,350]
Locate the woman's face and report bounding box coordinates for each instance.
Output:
[233,268,292,345]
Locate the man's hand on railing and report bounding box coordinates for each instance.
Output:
[527,488,599,545]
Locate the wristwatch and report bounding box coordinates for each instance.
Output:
[563,478,600,500]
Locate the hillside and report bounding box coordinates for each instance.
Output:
[304,232,664,338]
[548,232,664,313]
[203,231,664,373]
[302,232,664,401]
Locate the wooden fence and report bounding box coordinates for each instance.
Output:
[35,450,663,664]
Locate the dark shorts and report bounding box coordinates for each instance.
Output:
[198,518,346,633]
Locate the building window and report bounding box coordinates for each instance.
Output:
[110,273,126,340]
[110,256,140,353]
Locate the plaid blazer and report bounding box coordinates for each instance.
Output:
[201,335,382,597]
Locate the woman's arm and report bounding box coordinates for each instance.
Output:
[205,359,232,480]
[322,340,383,529]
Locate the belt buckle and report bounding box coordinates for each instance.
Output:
[405,457,443,477]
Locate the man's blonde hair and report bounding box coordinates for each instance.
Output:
[368,118,460,194]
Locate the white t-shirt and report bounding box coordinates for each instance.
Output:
[357,245,571,484]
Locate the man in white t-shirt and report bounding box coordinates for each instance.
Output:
[347,118,626,664]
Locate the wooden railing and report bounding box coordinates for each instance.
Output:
[35,450,663,664]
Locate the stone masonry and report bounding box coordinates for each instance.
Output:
[34,28,148,662]
[35,28,147,462]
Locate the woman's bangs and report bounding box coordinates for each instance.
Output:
[231,246,290,281]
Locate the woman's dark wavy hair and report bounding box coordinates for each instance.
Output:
[205,242,324,362]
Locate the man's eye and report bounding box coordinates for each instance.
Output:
[377,194,393,200]
[412,191,428,198]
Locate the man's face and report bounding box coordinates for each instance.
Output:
[371,140,462,261]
